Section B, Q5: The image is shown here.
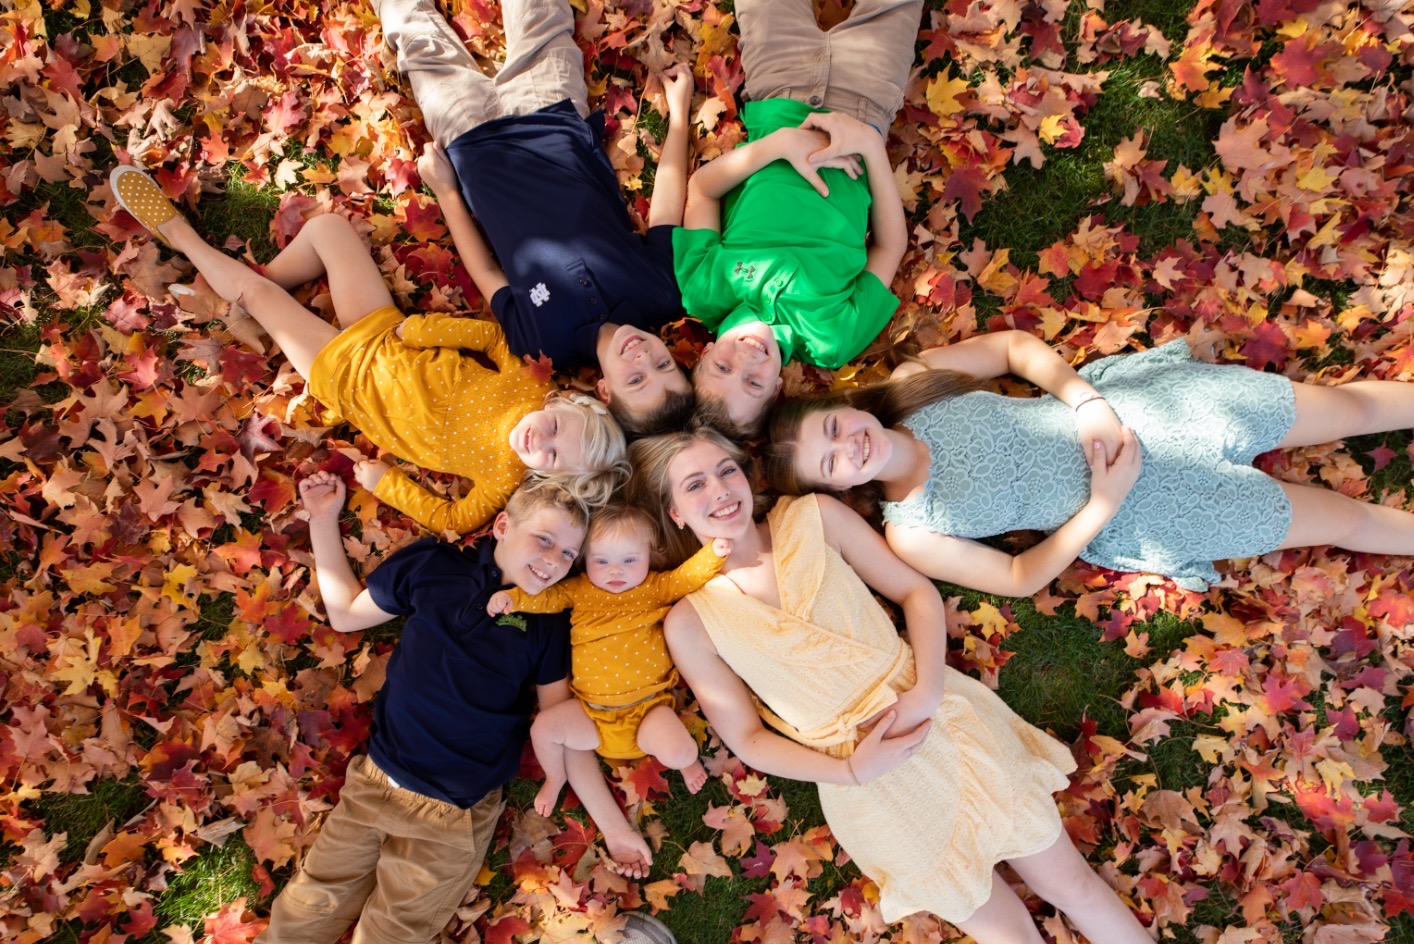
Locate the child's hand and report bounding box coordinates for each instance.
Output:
[1073,396,1124,467]
[353,458,390,492]
[659,63,694,120]
[773,127,860,199]
[299,471,347,524]
[1086,426,1142,515]
[846,710,931,784]
[487,591,514,616]
[798,111,879,162]
[711,537,733,557]
[417,141,459,196]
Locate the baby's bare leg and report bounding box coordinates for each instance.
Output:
[530,699,601,816]
[636,705,706,794]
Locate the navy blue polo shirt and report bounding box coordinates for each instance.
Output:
[365,537,570,807]
[445,100,683,371]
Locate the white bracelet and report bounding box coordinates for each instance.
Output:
[1072,392,1106,413]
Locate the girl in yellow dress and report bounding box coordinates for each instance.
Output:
[630,426,1152,944]
[109,166,626,534]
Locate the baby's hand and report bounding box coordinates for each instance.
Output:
[487,591,514,616]
[417,141,459,196]
[711,537,733,557]
[299,471,347,523]
[353,458,390,492]
[659,63,694,119]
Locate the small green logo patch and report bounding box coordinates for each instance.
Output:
[496,613,528,633]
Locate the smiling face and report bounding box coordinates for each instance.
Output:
[666,439,755,541]
[509,400,587,473]
[693,321,783,434]
[595,324,690,414]
[791,406,892,490]
[583,520,654,594]
[492,505,585,594]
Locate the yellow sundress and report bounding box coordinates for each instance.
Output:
[684,495,1077,923]
[307,306,554,534]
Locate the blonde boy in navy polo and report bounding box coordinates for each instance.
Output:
[374,0,697,436]
[259,473,653,943]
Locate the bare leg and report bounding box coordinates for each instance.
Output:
[949,871,1047,944]
[256,215,396,329]
[529,699,601,816]
[159,215,337,377]
[1277,482,1414,555]
[562,749,653,879]
[636,705,706,794]
[1007,831,1150,944]
[1279,379,1414,448]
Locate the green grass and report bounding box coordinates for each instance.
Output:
[152,836,267,937]
[31,776,151,863]
[194,169,281,262]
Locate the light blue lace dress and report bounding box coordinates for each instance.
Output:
[880,342,1297,590]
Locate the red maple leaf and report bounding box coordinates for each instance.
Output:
[1241,321,1289,371]
[484,915,532,944]
[941,165,989,223]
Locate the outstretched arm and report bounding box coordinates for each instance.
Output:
[665,601,928,784]
[418,142,510,303]
[896,330,1126,464]
[884,427,1144,596]
[300,472,397,632]
[646,64,694,229]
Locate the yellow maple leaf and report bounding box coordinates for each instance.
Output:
[1037,113,1068,145]
[925,72,969,119]
[1296,166,1337,191]
[161,562,199,607]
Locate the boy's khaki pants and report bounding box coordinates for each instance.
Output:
[736,0,924,133]
[258,756,503,944]
[372,0,589,146]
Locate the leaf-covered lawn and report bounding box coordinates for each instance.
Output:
[3,0,1413,942]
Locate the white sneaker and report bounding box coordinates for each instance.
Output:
[619,913,677,944]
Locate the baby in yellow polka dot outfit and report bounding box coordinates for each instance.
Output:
[107,166,627,536]
[488,503,731,814]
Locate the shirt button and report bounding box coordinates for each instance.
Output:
[809,95,821,106]
[589,297,598,305]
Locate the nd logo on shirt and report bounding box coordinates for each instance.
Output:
[529,282,551,307]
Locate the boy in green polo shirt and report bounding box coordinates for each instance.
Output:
[674,0,920,436]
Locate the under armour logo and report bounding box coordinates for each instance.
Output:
[733,262,757,281]
[529,282,551,307]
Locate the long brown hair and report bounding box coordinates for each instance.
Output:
[628,425,755,568]
[761,367,983,501]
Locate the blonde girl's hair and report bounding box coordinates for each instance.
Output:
[528,391,630,511]
[628,425,755,569]
[761,367,983,503]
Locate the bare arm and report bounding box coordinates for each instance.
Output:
[300,473,397,632]
[896,330,1126,463]
[418,142,510,302]
[646,65,694,229]
[817,496,946,730]
[683,128,834,231]
[883,428,1143,596]
[665,600,927,784]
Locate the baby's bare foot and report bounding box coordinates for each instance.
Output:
[682,760,707,795]
[534,779,564,818]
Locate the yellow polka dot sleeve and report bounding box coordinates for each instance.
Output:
[505,578,585,615]
[372,466,508,536]
[639,543,727,604]
[396,313,505,353]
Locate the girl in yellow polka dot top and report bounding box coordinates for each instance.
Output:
[110,166,627,535]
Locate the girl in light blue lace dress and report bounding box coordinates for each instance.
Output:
[763,331,1414,594]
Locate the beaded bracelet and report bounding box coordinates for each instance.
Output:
[1072,391,1107,412]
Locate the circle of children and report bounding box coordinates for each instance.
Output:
[107,0,1414,942]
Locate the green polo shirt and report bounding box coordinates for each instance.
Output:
[672,98,900,369]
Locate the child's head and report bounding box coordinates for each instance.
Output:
[582,502,657,594]
[594,324,696,437]
[492,477,589,594]
[690,320,783,438]
[511,391,629,504]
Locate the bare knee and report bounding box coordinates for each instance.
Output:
[1025,861,1112,912]
[639,708,697,770]
[300,212,358,242]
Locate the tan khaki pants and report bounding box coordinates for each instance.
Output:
[373,0,589,145]
[258,756,503,944]
[736,0,924,132]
